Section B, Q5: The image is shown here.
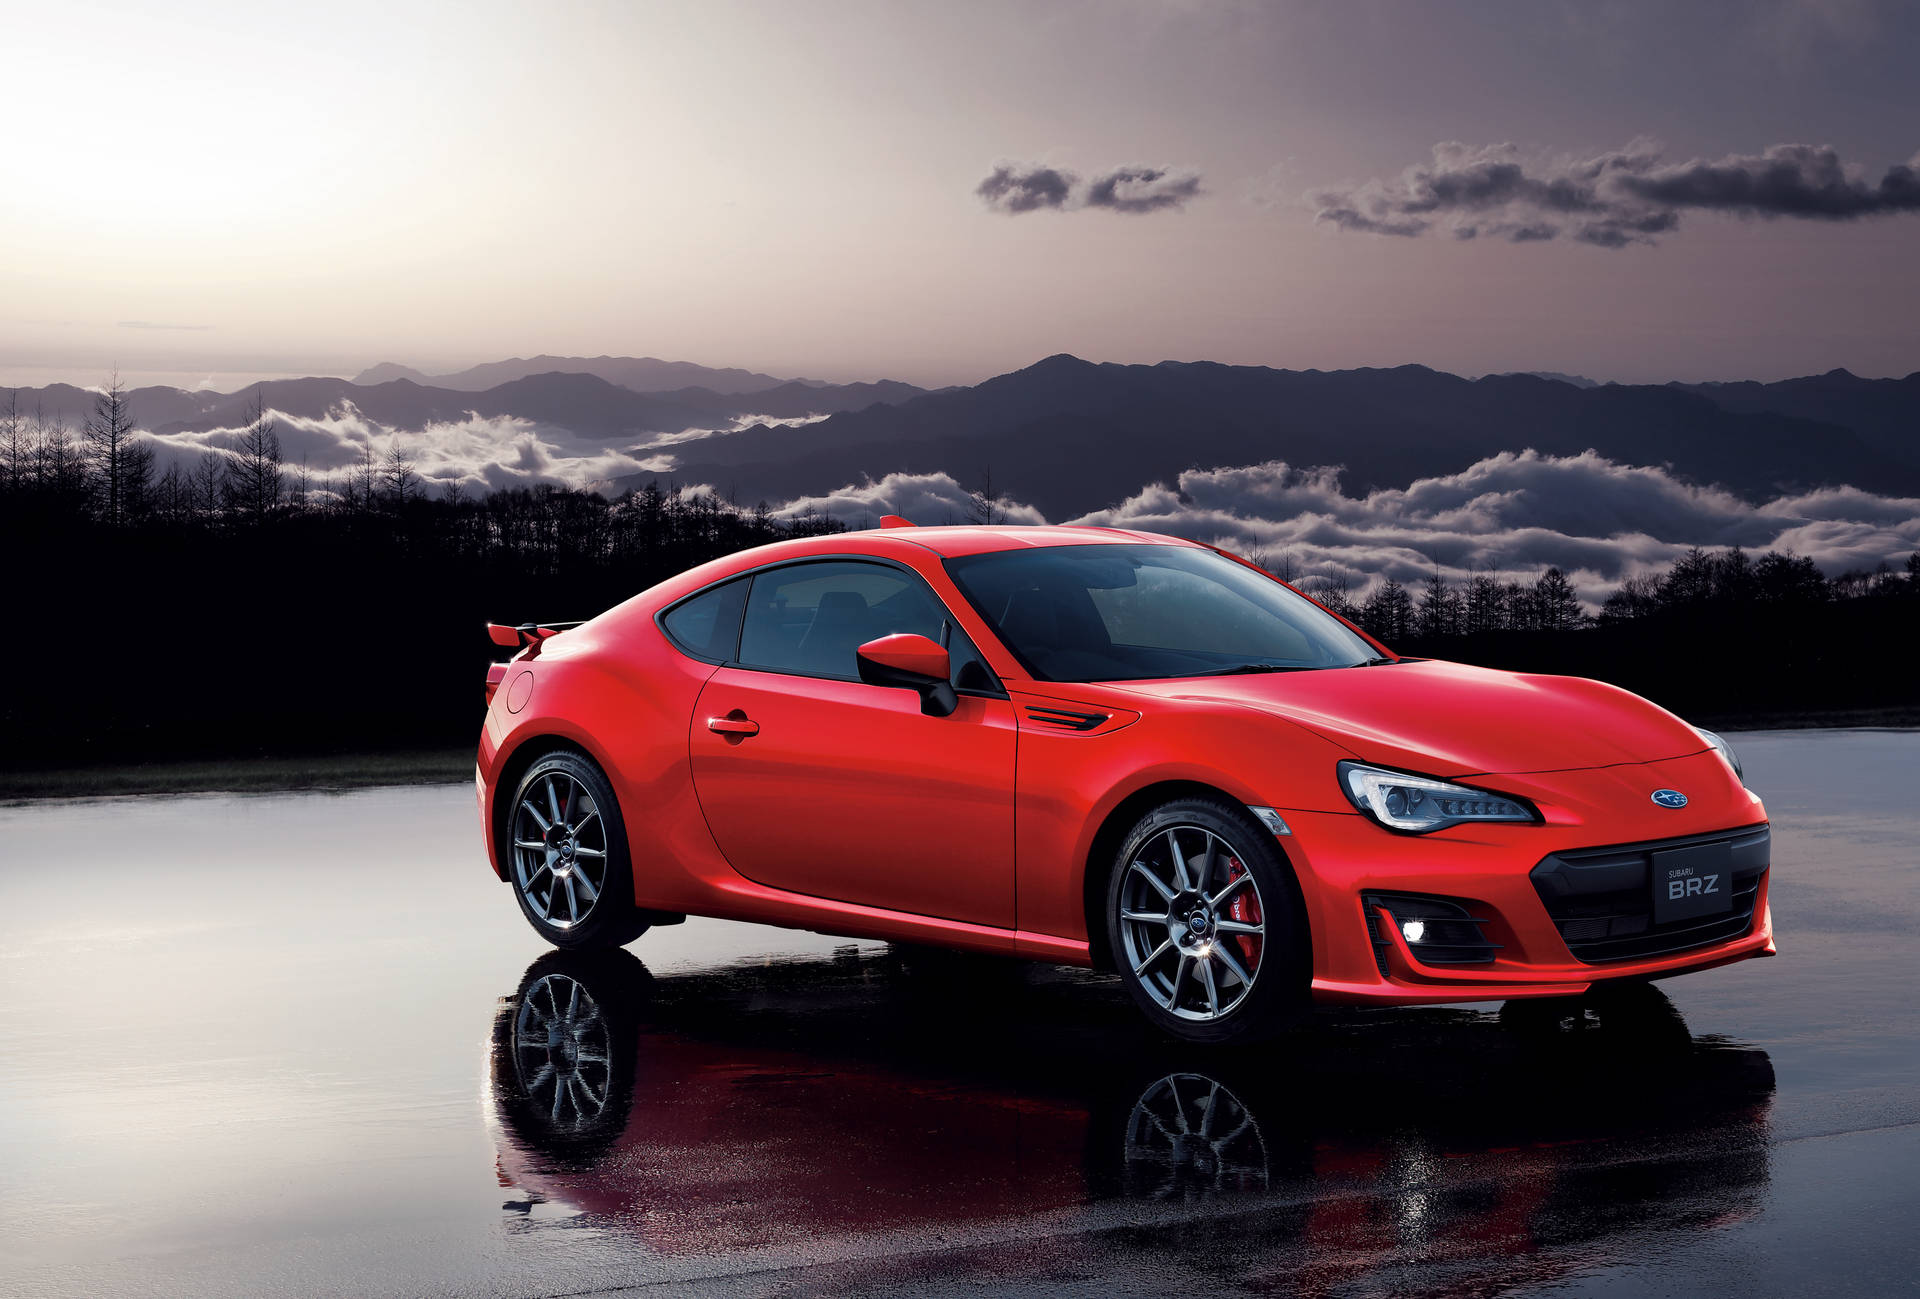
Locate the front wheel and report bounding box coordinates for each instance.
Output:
[1106,798,1308,1044]
[507,750,649,950]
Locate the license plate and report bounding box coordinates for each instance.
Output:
[1650,842,1735,925]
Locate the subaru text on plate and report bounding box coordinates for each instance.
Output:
[476,522,1774,1043]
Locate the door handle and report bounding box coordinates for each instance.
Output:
[706,712,760,738]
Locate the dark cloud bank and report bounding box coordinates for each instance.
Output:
[1312,140,1920,246]
[976,162,1202,215]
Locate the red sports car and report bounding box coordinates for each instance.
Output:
[477,522,1774,1043]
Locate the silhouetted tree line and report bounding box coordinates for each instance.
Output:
[1260,546,1919,644]
[2,382,845,565]
[4,381,1915,766]
[1,384,843,766]
[1258,543,1920,726]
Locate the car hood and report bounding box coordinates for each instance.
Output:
[1108,658,1708,778]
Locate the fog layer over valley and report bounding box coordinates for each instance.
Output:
[9,353,1919,601]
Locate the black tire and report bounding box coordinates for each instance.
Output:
[506,750,650,950]
[490,948,651,1166]
[1105,797,1309,1045]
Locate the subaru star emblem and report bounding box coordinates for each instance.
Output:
[1651,789,1688,809]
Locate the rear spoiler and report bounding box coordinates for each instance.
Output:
[486,621,586,649]
[484,621,586,706]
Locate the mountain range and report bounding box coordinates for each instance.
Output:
[11,368,929,444]
[643,356,1920,519]
[350,354,829,395]
[9,354,1918,521]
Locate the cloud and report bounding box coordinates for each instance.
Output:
[977,161,1202,215]
[976,163,1077,214]
[139,402,674,495]
[637,411,830,451]
[769,471,1048,527]
[750,451,1920,611]
[1310,139,1920,247]
[1083,166,1203,214]
[1617,143,1920,218]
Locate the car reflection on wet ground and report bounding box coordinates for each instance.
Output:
[1,730,1916,1298]
[490,948,1775,1295]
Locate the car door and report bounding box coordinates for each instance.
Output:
[687,558,1018,929]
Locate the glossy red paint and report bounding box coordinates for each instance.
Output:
[690,668,1018,927]
[856,632,951,683]
[477,524,1775,1007]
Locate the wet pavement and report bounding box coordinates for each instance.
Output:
[1,729,1916,1298]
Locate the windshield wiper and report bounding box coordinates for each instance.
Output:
[1197,662,1314,676]
[1357,656,1397,666]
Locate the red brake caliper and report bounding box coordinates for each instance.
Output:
[1225,858,1263,969]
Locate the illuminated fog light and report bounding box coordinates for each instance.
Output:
[1401,919,1427,944]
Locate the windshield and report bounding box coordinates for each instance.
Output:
[944,544,1381,682]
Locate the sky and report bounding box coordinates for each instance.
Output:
[4,0,1918,388]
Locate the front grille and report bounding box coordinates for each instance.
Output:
[1363,892,1501,975]
[1530,825,1769,964]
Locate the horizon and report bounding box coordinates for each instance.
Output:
[5,350,1917,399]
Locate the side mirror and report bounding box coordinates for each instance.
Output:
[856,633,958,717]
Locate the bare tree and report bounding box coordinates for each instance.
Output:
[193,450,225,522]
[84,371,152,525]
[153,461,194,526]
[354,439,378,513]
[380,442,418,508]
[966,466,1002,525]
[2,389,24,493]
[1417,564,1463,638]
[1464,566,1505,634]
[33,409,90,512]
[224,387,283,524]
[1310,572,1359,622]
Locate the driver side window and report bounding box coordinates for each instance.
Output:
[736,561,995,690]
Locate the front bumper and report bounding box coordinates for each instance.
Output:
[1280,751,1776,1006]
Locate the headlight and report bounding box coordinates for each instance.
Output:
[1695,726,1744,783]
[1338,761,1535,833]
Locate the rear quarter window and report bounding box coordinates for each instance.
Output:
[660,579,747,661]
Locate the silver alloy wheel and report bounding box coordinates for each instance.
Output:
[511,771,609,929]
[1124,1073,1269,1200]
[511,972,613,1131]
[1118,824,1266,1021]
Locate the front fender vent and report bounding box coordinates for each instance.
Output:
[1023,705,1110,731]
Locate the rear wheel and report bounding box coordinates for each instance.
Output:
[507,751,649,950]
[490,949,650,1163]
[1106,798,1308,1044]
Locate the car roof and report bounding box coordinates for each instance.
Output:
[796,524,1195,559]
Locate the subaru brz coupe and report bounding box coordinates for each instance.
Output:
[477,522,1774,1043]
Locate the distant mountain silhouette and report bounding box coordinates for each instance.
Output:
[14,356,1916,518]
[350,354,821,395]
[9,372,928,444]
[1671,368,1920,469]
[651,378,930,419]
[1514,371,1601,388]
[642,355,1920,518]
